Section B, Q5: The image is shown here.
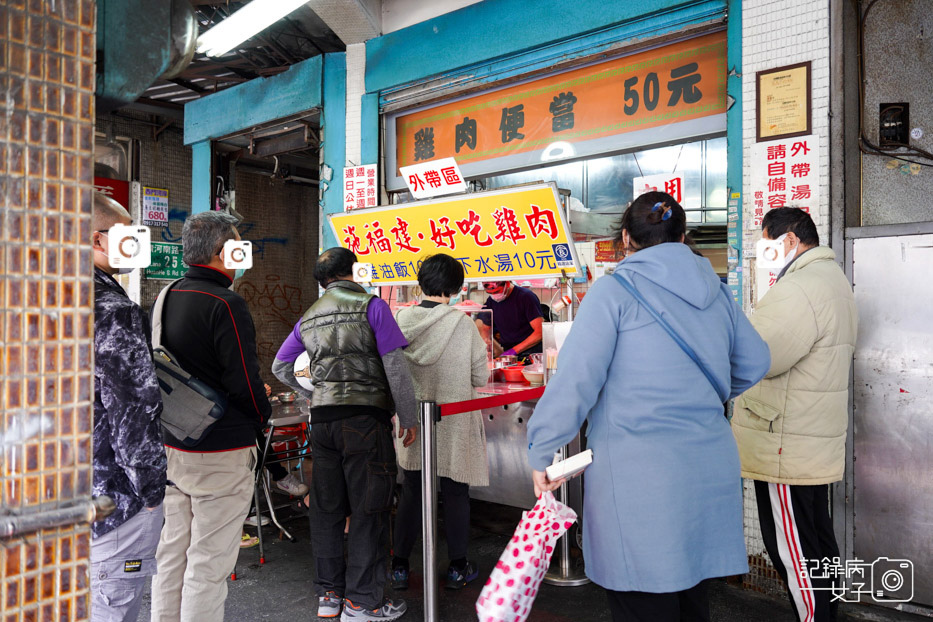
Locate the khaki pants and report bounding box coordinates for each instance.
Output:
[150,446,256,622]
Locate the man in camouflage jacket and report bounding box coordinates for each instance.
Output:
[90,193,166,622]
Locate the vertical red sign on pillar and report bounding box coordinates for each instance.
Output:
[344,164,379,212]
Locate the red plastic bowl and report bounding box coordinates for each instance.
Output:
[501,365,528,383]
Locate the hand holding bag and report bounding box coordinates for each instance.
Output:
[475,491,577,622]
[151,279,227,446]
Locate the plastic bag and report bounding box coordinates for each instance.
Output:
[475,491,577,622]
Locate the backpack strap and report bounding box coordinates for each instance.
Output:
[151,278,184,350]
[612,271,727,403]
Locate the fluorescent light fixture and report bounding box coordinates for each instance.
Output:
[540,141,576,162]
[197,0,309,57]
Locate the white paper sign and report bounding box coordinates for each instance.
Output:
[344,164,378,212]
[142,187,169,227]
[750,134,820,228]
[633,174,686,203]
[399,157,467,199]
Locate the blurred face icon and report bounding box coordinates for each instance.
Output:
[222,240,253,270]
[106,223,152,270]
[482,281,506,295]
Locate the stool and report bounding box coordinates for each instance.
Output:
[245,408,312,568]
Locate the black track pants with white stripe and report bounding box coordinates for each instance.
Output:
[754,481,840,622]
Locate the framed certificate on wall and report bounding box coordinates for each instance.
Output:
[756,61,811,142]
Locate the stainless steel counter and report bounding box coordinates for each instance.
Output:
[469,382,584,519]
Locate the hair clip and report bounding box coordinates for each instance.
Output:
[651,202,673,221]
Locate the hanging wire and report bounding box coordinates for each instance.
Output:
[671,144,685,173]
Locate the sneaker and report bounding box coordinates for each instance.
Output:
[318,591,343,619]
[239,533,259,549]
[445,561,478,590]
[243,513,270,527]
[390,566,409,590]
[274,473,309,497]
[340,598,407,622]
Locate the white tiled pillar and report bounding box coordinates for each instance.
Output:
[740,0,831,592]
[345,42,366,167]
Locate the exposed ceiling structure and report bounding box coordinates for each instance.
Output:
[136,1,345,112]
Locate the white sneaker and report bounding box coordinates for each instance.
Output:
[274,473,309,497]
[244,513,270,527]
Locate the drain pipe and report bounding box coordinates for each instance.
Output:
[0,496,115,539]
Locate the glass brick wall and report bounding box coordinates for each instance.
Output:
[1,1,97,619]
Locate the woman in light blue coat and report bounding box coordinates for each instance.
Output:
[527,192,770,621]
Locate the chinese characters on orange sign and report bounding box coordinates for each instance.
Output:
[328,184,579,285]
[394,31,727,174]
[344,164,378,212]
[750,134,820,227]
[399,157,467,199]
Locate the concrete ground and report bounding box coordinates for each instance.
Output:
[136,498,929,622]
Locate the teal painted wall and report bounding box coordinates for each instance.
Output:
[726,0,742,303]
[321,53,347,251]
[184,55,323,145]
[366,0,725,94]
[360,0,727,187]
[191,141,211,214]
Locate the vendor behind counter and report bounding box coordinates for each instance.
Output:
[476,281,543,358]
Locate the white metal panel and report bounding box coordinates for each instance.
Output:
[852,234,933,608]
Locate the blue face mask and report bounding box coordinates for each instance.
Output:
[448,293,462,306]
[234,268,247,281]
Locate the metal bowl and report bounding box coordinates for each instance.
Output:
[277,391,297,403]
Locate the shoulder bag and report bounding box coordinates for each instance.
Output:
[612,272,726,403]
[151,279,228,446]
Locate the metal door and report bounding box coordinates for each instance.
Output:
[852,234,933,608]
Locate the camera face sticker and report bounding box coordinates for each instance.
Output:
[755,237,786,270]
[352,262,374,283]
[107,224,152,269]
[223,240,253,270]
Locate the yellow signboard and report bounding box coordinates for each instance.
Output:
[327,184,580,285]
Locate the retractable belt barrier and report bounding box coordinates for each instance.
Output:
[420,386,548,621]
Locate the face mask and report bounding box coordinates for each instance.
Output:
[234,268,247,281]
[448,292,462,306]
[490,286,511,303]
[781,239,798,267]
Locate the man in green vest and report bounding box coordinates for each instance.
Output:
[291,247,417,622]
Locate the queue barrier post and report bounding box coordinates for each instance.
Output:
[420,400,441,622]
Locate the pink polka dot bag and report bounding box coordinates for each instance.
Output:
[475,491,578,622]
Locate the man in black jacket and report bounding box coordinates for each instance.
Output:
[150,211,271,622]
[90,193,166,622]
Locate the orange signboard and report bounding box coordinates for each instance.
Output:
[395,31,727,173]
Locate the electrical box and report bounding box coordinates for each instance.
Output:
[879,103,909,147]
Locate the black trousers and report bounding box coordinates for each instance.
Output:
[606,580,710,622]
[393,468,471,564]
[308,415,397,609]
[754,481,840,622]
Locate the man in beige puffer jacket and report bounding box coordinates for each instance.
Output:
[733,208,857,622]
